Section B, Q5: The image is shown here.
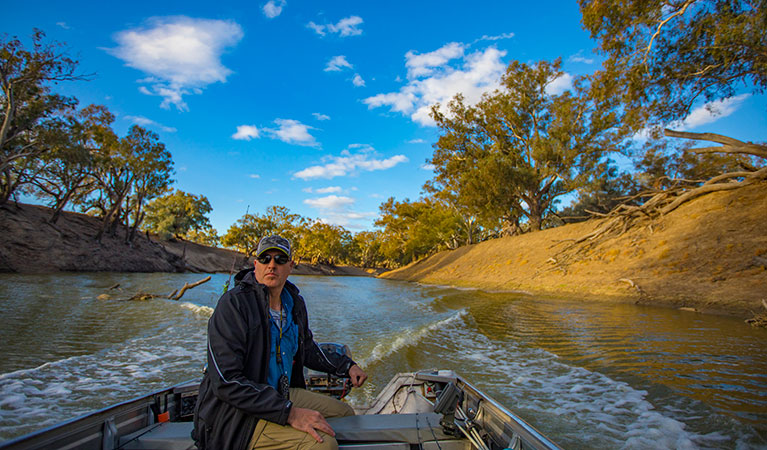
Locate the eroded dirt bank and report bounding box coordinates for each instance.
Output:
[381,182,767,319]
[0,203,374,276]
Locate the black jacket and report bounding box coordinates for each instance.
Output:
[192,269,356,450]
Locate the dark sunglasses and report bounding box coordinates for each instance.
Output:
[256,254,290,265]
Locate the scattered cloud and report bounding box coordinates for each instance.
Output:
[249,174,261,179]
[475,32,514,42]
[325,55,353,72]
[232,125,260,140]
[421,163,436,171]
[107,16,243,111]
[352,73,366,87]
[313,112,331,121]
[309,16,364,37]
[304,195,355,210]
[264,119,319,147]
[262,0,286,19]
[545,73,573,95]
[294,146,408,180]
[674,94,750,130]
[407,138,426,144]
[306,22,326,36]
[568,50,595,64]
[56,22,71,30]
[125,115,177,133]
[364,43,507,126]
[316,186,343,194]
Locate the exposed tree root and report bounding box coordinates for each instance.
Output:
[551,129,766,269]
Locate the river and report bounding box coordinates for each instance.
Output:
[0,272,765,449]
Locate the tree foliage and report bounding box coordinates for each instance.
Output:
[580,0,767,129]
[144,189,214,240]
[1,30,84,203]
[429,59,626,232]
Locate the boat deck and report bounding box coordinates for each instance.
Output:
[120,413,466,450]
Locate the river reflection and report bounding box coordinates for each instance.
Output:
[0,273,765,448]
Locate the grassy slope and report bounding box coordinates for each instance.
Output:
[381,182,767,318]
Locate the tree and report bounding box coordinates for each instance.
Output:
[221,206,305,256]
[375,197,465,266]
[348,230,386,268]
[580,0,767,129]
[1,30,84,203]
[297,221,351,265]
[577,0,767,221]
[144,190,214,239]
[29,104,112,222]
[429,59,626,232]
[121,126,174,242]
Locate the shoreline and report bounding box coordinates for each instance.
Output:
[381,182,767,320]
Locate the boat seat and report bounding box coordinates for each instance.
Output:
[328,413,457,444]
[119,421,195,450]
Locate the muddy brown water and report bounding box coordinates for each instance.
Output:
[0,273,765,448]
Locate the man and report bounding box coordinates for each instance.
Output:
[193,235,367,450]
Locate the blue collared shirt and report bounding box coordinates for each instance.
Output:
[267,288,299,392]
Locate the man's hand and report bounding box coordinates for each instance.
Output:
[348,364,367,387]
[287,406,335,443]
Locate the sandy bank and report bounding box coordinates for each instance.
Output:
[381,182,767,319]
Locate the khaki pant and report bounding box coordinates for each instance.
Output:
[248,388,355,450]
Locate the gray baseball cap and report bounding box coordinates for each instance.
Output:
[256,235,291,258]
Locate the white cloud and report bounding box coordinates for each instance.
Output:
[307,21,326,36]
[249,174,261,179]
[232,125,260,140]
[421,163,436,171]
[308,16,363,37]
[407,138,426,144]
[545,73,573,95]
[56,22,71,30]
[294,147,408,180]
[475,32,515,42]
[568,50,595,64]
[264,119,318,147]
[304,195,355,210]
[125,115,177,133]
[316,186,343,194]
[262,0,286,19]
[675,94,750,130]
[325,55,353,72]
[107,17,243,111]
[328,16,363,37]
[352,73,366,87]
[313,112,331,121]
[364,44,507,126]
[405,42,465,79]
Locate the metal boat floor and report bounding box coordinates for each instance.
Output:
[120,413,465,450]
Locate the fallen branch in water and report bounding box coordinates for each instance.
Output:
[126,276,212,301]
[745,299,767,328]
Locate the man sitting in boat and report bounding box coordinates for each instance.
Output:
[193,235,368,450]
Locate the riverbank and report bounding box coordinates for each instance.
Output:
[381,182,767,319]
[0,203,373,276]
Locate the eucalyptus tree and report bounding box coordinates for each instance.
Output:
[375,196,465,266]
[144,190,213,239]
[429,59,626,232]
[580,0,766,211]
[0,30,84,203]
[580,0,766,130]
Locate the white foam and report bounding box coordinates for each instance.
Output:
[178,302,214,317]
[357,310,467,368]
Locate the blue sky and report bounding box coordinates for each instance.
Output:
[4,1,765,233]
